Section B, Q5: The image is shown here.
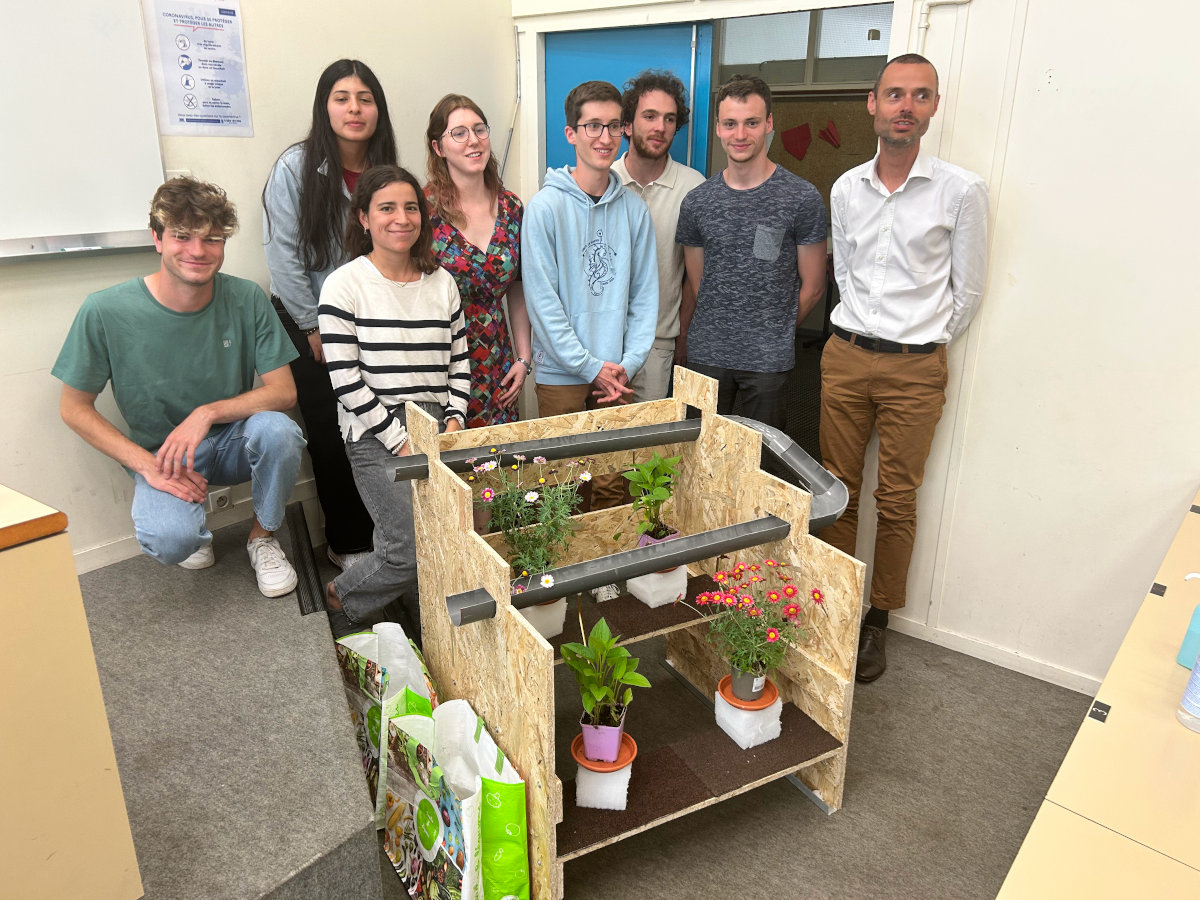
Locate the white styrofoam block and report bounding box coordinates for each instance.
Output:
[520,597,566,638]
[714,692,783,750]
[575,762,633,810]
[626,567,688,608]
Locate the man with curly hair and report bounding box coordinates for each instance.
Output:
[53,177,305,597]
[612,69,706,401]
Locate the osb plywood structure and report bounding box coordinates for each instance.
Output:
[408,367,864,900]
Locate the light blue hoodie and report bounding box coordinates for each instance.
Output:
[522,166,658,385]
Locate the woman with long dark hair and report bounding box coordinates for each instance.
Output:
[425,94,530,428]
[318,166,469,636]
[263,59,397,569]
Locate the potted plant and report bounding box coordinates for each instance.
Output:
[685,559,814,702]
[469,451,589,582]
[468,451,591,637]
[622,451,681,548]
[559,617,650,762]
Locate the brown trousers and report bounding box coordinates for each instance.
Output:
[534,382,628,511]
[818,334,948,611]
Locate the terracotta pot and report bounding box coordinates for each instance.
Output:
[718,673,779,711]
[637,528,680,573]
[571,730,638,773]
[579,707,626,763]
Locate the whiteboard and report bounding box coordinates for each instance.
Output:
[0,0,164,256]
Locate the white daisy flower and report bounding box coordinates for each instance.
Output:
[578,471,592,482]
[540,574,555,588]
[525,491,539,503]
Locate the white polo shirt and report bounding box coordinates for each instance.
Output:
[612,153,706,343]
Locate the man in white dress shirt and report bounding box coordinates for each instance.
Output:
[819,54,989,683]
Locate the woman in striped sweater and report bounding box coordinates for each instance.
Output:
[318,165,470,635]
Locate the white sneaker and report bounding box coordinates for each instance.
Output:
[247,535,298,597]
[328,547,373,571]
[178,545,215,570]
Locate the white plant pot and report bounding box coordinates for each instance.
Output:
[519,597,566,639]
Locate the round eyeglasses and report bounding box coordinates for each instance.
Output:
[573,121,623,138]
[444,123,491,143]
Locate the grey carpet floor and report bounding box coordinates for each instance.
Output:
[80,520,1089,899]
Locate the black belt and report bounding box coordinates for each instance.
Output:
[833,325,937,354]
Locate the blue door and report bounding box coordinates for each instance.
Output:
[543,23,714,179]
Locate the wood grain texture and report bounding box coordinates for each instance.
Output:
[405,363,866,893]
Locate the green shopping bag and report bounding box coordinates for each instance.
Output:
[382,699,529,900]
[335,624,437,826]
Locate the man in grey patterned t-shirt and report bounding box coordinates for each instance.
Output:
[675,74,827,430]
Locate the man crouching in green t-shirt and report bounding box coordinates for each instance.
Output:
[52,177,306,598]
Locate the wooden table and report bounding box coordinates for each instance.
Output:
[0,485,143,899]
[999,488,1200,896]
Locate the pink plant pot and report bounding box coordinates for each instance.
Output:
[579,708,627,763]
[636,528,680,572]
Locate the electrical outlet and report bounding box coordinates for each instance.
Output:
[207,487,233,513]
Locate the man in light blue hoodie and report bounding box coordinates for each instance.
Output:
[523,80,659,511]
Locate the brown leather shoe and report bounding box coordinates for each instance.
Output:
[856,624,887,683]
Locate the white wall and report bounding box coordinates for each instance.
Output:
[0,0,518,572]
[911,0,1200,690]
[7,0,1198,690]
[512,0,1200,692]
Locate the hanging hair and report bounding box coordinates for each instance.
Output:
[262,59,397,273]
[424,93,503,229]
[344,166,438,275]
[149,176,238,239]
[620,69,691,128]
[716,73,773,117]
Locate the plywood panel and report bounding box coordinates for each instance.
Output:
[408,365,864,891]
[408,406,562,900]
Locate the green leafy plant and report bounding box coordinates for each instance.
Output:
[559,617,651,727]
[622,451,681,539]
[469,451,589,587]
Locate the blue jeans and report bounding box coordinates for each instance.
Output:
[132,412,305,565]
[334,402,442,631]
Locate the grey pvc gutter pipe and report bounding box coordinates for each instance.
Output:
[445,514,790,626]
[726,416,848,532]
[391,417,703,483]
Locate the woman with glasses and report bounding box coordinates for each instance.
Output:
[262,59,398,570]
[425,94,530,428]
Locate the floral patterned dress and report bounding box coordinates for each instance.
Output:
[428,188,523,428]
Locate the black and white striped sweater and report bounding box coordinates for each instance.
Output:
[319,255,470,452]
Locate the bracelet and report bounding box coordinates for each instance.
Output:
[303,327,320,337]
[516,357,533,374]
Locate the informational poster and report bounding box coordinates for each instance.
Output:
[143,0,253,137]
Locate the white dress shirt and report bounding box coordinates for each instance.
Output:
[830,149,988,344]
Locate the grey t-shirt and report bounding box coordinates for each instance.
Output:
[676,166,827,372]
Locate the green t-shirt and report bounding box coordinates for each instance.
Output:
[52,273,298,451]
